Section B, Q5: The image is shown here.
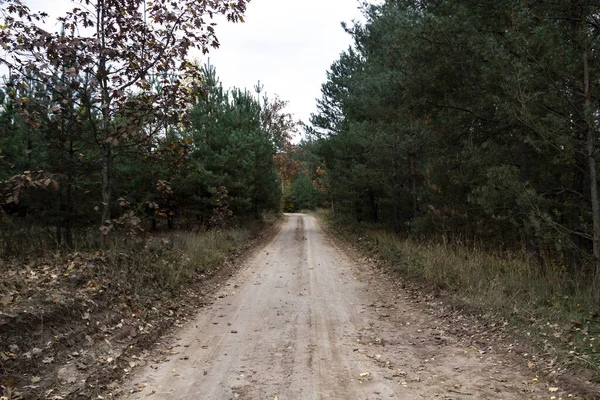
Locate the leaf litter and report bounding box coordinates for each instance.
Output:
[0,225,279,400]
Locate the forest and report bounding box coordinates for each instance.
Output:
[0,0,599,312]
[0,0,292,251]
[279,0,600,307]
[0,1,296,395]
[2,0,600,397]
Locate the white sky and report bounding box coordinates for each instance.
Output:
[21,0,365,129]
[207,0,364,125]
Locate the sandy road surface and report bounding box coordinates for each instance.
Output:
[120,214,547,400]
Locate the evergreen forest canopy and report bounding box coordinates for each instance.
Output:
[295,0,600,301]
[4,0,600,305]
[0,0,292,248]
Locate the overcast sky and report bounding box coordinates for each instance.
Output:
[207,0,364,126]
[22,0,364,130]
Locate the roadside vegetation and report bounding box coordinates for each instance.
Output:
[0,218,278,399]
[4,0,600,396]
[272,0,600,385]
[0,0,291,397]
[318,209,599,381]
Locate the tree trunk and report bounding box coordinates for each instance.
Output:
[56,183,62,245]
[330,193,335,217]
[406,153,418,235]
[368,188,378,223]
[582,32,600,302]
[254,198,261,219]
[410,153,418,219]
[391,152,402,233]
[391,191,401,234]
[98,0,112,228]
[518,139,545,274]
[571,149,586,272]
[101,146,112,226]
[61,133,75,247]
[327,177,335,217]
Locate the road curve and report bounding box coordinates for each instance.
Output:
[120,213,544,399]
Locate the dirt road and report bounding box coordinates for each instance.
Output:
[119,214,549,399]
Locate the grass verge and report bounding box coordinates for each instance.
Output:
[0,217,278,399]
[316,209,600,389]
[99,227,254,297]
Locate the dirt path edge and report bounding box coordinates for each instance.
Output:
[316,215,600,399]
[1,218,284,400]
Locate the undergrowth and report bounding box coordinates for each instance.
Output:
[0,220,270,308]
[0,218,276,399]
[316,209,600,380]
[99,228,253,297]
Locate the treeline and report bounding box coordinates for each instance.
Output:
[0,64,287,243]
[0,0,289,251]
[301,0,600,300]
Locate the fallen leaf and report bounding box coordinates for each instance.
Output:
[1,294,13,306]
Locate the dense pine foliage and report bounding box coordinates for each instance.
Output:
[302,0,600,301]
[0,62,288,239]
[4,0,600,305]
[0,0,292,252]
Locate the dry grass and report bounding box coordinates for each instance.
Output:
[0,224,258,304]
[0,219,276,399]
[97,228,253,297]
[370,231,587,314]
[318,210,600,379]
